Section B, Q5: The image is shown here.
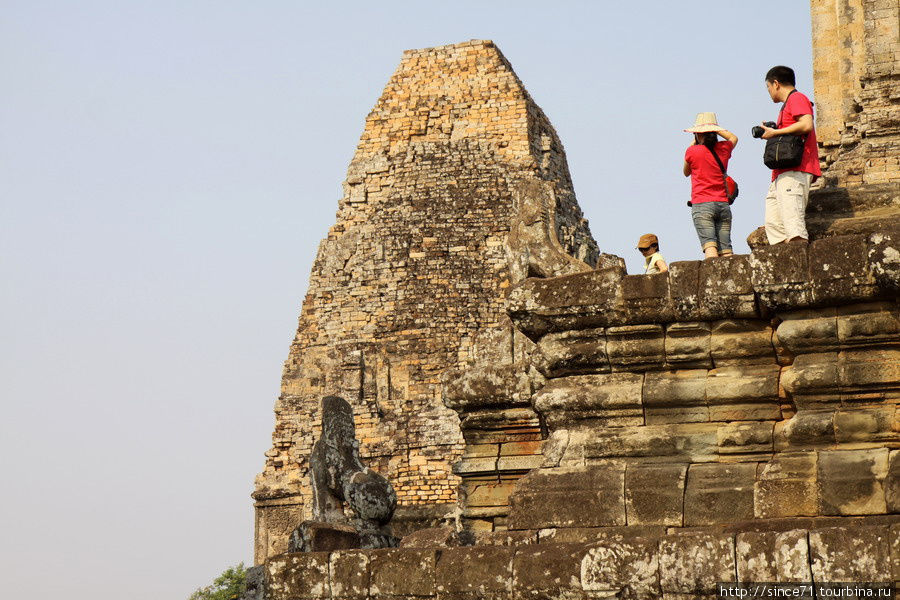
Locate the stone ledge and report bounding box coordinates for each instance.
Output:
[504,453,898,532]
[806,184,900,238]
[508,231,900,339]
[262,523,900,599]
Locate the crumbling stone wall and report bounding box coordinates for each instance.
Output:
[441,232,900,532]
[495,237,899,533]
[253,40,598,563]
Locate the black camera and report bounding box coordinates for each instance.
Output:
[752,121,777,138]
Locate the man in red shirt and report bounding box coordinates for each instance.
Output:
[758,65,821,244]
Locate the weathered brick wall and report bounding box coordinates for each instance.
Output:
[811,0,899,187]
[253,40,598,563]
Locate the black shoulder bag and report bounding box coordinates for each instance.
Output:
[706,144,739,204]
[763,89,806,169]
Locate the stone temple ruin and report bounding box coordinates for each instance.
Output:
[250,1,899,597]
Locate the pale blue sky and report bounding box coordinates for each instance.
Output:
[1,2,814,598]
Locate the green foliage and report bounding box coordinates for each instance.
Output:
[189,563,247,600]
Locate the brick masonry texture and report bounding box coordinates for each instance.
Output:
[253,40,598,563]
[812,0,899,188]
[806,0,900,244]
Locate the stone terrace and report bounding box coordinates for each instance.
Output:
[444,233,899,533]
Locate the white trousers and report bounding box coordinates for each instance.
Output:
[764,171,812,244]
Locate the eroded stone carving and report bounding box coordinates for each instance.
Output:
[298,395,397,550]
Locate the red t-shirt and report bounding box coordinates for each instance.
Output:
[685,140,733,204]
[772,90,821,180]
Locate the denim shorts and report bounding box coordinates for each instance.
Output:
[691,201,732,251]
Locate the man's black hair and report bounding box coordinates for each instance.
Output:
[766,65,796,86]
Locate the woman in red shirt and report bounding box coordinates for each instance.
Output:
[683,113,738,259]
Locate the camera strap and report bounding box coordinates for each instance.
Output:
[705,144,728,177]
[776,89,798,129]
[703,142,738,203]
[705,144,731,194]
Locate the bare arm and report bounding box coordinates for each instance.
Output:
[718,129,738,147]
[683,141,695,176]
[761,114,813,138]
[656,258,668,273]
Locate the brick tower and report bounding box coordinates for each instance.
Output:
[253,40,598,563]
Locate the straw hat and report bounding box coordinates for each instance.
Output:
[684,112,725,133]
